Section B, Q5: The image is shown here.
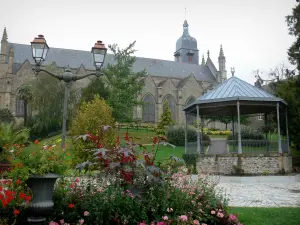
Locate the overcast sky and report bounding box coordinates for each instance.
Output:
[0,0,296,84]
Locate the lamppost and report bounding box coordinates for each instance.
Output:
[30,35,107,148]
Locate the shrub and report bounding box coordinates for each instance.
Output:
[69,95,115,165]
[167,125,210,146]
[0,109,14,124]
[227,128,265,140]
[155,101,174,136]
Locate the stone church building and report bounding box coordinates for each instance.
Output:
[0,20,227,125]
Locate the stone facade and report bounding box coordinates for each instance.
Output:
[0,21,227,125]
[197,155,293,175]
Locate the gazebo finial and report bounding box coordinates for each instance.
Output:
[231,67,235,77]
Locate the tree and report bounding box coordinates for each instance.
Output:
[17,84,33,126]
[0,109,14,124]
[80,77,110,103]
[206,116,250,130]
[82,41,146,122]
[155,101,174,136]
[28,63,77,138]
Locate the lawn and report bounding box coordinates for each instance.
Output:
[230,207,300,225]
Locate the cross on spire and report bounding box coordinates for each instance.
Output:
[231,67,235,77]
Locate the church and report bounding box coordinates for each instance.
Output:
[0,20,227,125]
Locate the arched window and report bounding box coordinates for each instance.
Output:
[142,94,155,123]
[164,95,176,122]
[186,97,196,125]
[16,98,25,116]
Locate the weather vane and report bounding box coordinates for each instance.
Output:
[185,7,187,19]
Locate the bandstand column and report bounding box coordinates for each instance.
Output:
[277,102,282,154]
[196,105,200,154]
[237,101,242,154]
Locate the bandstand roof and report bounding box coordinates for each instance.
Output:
[183,76,287,116]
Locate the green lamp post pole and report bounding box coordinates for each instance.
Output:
[30,35,107,148]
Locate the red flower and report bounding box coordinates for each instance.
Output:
[75,178,80,183]
[68,203,75,208]
[124,132,129,141]
[16,179,21,185]
[153,136,157,144]
[116,136,120,145]
[19,192,26,199]
[14,209,20,216]
[70,183,75,189]
[34,140,39,144]
[25,195,31,202]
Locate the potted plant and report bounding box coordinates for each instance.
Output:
[6,140,71,224]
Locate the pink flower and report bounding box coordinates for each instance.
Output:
[217,212,224,218]
[49,222,59,225]
[162,216,168,220]
[139,222,147,225]
[229,214,237,221]
[59,219,64,224]
[79,219,84,225]
[211,210,216,215]
[193,220,200,225]
[156,222,166,225]
[202,224,207,225]
[84,211,89,216]
[179,215,188,221]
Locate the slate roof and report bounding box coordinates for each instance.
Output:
[7,42,217,83]
[194,75,287,104]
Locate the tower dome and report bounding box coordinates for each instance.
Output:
[174,20,199,64]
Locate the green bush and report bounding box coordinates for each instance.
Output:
[227,128,265,140]
[167,125,210,146]
[0,109,14,124]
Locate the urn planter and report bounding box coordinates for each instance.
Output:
[26,173,60,225]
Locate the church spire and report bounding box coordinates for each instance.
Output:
[183,19,189,35]
[219,45,225,58]
[218,45,227,82]
[2,27,7,41]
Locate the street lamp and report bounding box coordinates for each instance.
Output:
[31,34,107,148]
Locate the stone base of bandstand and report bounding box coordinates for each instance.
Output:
[196,153,293,175]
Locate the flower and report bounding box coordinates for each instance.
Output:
[79,219,84,225]
[217,212,224,218]
[156,222,166,225]
[162,215,168,220]
[59,219,64,224]
[167,207,173,212]
[49,222,59,225]
[84,211,89,216]
[16,179,21,185]
[211,210,216,215]
[68,203,75,208]
[229,214,237,221]
[13,209,20,216]
[193,220,200,225]
[139,222,147,225]
[179,215,188,221]
[34,140,39,144]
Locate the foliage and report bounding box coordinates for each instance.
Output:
[155,101,174,136]
[69,95,115,165]
[80,77,110,103]
[0,109,14,124]
[27,63,77,139]
[0,123,29,161]
[5,141,70,182]
[182,154,198,174]
[82,41,146,122]
[17,84,33,126]
[51,172,241,225]
[167,125,211,146]
[227,128,264,141]
[205,116,250,130]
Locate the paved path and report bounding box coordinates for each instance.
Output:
[214,175,300,207]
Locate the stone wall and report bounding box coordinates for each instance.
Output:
[197,154,293,175]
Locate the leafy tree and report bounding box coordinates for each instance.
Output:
[205,116,250,130]
[28,63,77,138]
[82,41,146,122]
[80,77,110,103]
[155,101,174,136]
[17,84,33,126]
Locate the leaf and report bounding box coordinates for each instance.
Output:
[93,148,109,156]
[118,148,133,157]
[109,162,121,169]
[159,142,176,148]
[75,161,93,173]
[170,156,184,163]
[135,160,146,169]
[147,165,160,173]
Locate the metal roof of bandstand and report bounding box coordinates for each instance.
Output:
[183,75,287,116]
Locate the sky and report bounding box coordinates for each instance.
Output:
[0,0,297,84]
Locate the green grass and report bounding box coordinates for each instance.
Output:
[230,207,300,225]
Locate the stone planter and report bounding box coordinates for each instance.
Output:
[26,173,60,224]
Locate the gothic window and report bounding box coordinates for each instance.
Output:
[142,94,155,123]
[186,97,196,125]
[16,98,25,116]
[164,95,176,122]
[188,55,193,62]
